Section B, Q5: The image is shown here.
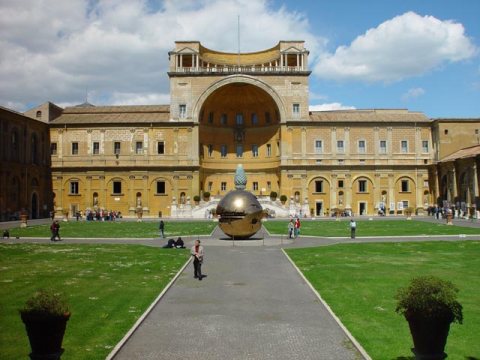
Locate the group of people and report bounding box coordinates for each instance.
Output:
[287,217,301,238]
[162,237,185,248]
[83,209,122,221]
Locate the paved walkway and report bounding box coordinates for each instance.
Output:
[112,240,363,359]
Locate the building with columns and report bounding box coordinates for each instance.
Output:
[22,40,480,219]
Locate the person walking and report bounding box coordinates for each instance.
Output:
[50,220,61,241]
[191,239,204,280]
[349,219,356,239]
[159,220,165,238]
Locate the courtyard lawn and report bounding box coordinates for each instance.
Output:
[264,219,480,237]
[286,241,480,360]
[0,243,189,360]
[8,220,217,239]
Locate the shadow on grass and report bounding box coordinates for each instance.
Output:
[392,357,414,360]
[466,357,480,360]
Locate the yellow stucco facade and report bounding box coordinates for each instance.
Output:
[38,40,480,218]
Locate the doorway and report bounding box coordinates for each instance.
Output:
[31,193,38,219]
[315,201,323,216]
[359,202,367,216]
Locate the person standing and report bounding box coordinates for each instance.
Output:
[294,217,301,238]
[287,219,294,239]
[349,219,356,239]
[191,239,204,280]
[159,220,165,238]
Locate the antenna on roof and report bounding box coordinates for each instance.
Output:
[237,15,240,69]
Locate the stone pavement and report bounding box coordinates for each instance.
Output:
[111,243,363,360]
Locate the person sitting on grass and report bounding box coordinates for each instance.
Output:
[175,237,185,248]
[162,238,176,248]
[2,229,9,239]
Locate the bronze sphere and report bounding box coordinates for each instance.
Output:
[216,190,264,239]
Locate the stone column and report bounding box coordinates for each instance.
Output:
[374,173,381,213]
[345,174,352,210]
[344,127,350,157]
[57,129,63,159]
[142,175,149,216]
[301,127,306,164]
[331,127,337,156]
[416,173,424,210]
[85,176,91,210]
[387,127,393,158]
[330,174,337,213]
[100,175,106,210]
[388,173,395,215]
[128,175,135,216]
[374,127,379,157]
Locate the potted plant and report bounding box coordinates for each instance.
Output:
[203,192,210,201]
[20,289,71,359]
[193,195,201,204]
[269,191,278,201]
[280,195,288,205]
[395,276,463,360]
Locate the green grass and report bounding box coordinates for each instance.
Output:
[0,243,189,360]
[264,219,480,237]
[8,220,217,238]
[286,241,480,360]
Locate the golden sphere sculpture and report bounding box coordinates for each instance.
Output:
[216,165,264,239]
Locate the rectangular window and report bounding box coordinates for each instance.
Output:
[265,112,271,123]
[221,114,227,125]
[135,141,143,154]
[157,141,165,154]
[402,200,409,210]
[266,144,272,157]
[220,144,227,158]
[252,144,258,157]
[379,140,387,154]
[208,182,213,191]
[93,142,99,155]
[338,180,344,188]
[70,181,79,194]
[422,140,429,153]
[156,181,166,194]
[338,159,344,165]
[208,112,214,124]
[236,113,243,125]
[267,181,271,190]
[358,180,367,193]
[401,180,409,192]
[315,140,323,154]
[337,140,344,153]
[292,103,300,116]
[113,181,122,194]
[221,182,227,191]
[179,104,186,119]
[401,140,408,153]
[71,142,78,155]
[50,142,57,155]
[208,144,213,157]
[251,113,258,125]
[236,144,243,158]
[114,142,121,155]
[358,140,366,154]
[253,182,259,191]
[315,180,323,193]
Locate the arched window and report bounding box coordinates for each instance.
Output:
[36,110,42,119]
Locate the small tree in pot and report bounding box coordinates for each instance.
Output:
[20,289,71,360]
[395,276,463,360]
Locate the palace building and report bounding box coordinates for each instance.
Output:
[15,40,480,219]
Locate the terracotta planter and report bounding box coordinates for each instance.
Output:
[406,313,452,360]
[21,312,70,359]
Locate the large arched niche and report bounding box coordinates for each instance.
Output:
[196,77,283,194]
[193,75,285,124]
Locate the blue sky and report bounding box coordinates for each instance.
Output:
[0,0,478,118]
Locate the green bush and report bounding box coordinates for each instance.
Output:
[193,195,201,202]
[395,275,463,323]
[203,192,210,199]
[20,289,70,318]
[280,195,288,203]
[270,191,278,200]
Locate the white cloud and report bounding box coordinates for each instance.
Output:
[402,87,425,101]
[314,11,477,82]
[0,0,325,111]
[309,103,356,111]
